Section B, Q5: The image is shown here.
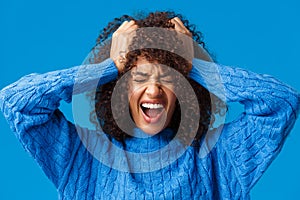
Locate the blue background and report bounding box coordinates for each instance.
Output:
[0,0,299,199]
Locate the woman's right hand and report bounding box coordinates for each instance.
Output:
[110,20,138,73]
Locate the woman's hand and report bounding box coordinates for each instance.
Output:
[170,17,194,70]
[110,20,138,73]
[171,17,213,63]
[170,17,192,37]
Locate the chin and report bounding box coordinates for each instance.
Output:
[139,125,166,135]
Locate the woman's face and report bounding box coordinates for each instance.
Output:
[128,58,177,135]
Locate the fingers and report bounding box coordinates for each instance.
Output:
[173,17,185,28]
[170,17,192,37]
[170,17,194,66]
[111,20,138,73]
[114,20,138,35]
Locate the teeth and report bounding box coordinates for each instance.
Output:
[141,103,163,109]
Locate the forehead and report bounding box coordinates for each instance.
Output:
[131,62,172,76]
[132,57,163,72]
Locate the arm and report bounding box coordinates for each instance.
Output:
[0,58,118,187]
[190,58,300,191]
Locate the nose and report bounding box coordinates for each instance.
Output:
[145,83,162,98]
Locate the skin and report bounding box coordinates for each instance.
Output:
[110,17,192,135]
[128,58,176,134]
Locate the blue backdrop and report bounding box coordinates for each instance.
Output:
[0,0,299,199]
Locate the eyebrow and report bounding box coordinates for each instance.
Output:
[132,71,173,78]
[159,72,173,78]
[132,70,173,78]
[132,71,149,76]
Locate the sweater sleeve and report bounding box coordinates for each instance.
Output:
[0,58,118,187]
[189,58,300,191]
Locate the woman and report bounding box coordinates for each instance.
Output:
[0,11,299,200]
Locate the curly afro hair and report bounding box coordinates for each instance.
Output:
[86,11,226,145]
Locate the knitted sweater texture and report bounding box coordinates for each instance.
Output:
[0,58,299,200]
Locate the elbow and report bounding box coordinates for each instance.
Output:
[0,83,25,119]
[285,89,300,120]
[0,87,19,128]
[295,92,300,117]
[0,86,18,133]
[0,86,11,116]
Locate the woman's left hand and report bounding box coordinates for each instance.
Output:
[170,17,194,69]
[171,17,192,37]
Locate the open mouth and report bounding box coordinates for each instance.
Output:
[140,103,165,122]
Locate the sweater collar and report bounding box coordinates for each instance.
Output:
[123,128,176,153]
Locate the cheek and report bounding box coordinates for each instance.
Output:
[170,94,177,108]
[127,83,138,104]
[128,83,146,102]
[128,90,135,113]
[128,87,142,114]
[128,85,139,103]
[165,88,176,104]
[167,92,177,113]
[127,88,133,102]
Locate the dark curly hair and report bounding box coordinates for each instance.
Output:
[86,11,226,145]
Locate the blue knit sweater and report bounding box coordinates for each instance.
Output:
[0,58,299,200]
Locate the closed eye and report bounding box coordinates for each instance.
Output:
[160,74,173,84]
[161,78,173,83]
[132,71,149,83]
[133,79,147,83]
